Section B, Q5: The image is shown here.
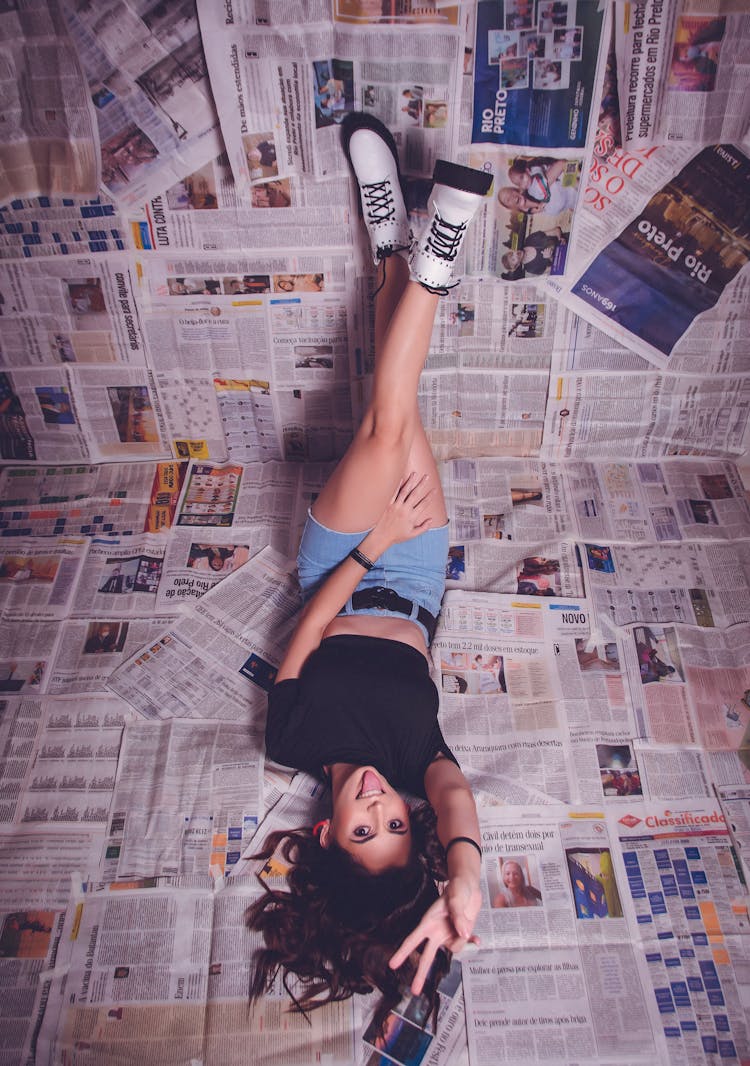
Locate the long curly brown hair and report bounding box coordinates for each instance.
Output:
[246,802,450,1035]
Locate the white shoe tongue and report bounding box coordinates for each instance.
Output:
[363,770,382,793]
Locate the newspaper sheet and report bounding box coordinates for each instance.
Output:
[138,251,355,462]
[0,536,88,621]
[580,539,750,630]
[440,456,575,540]
[464,807,659,1062]
[0,460,185,539]
[0,827,103,1066]
[547,305,750,376]
[434,590,590,803]
[62,0,223,209]
[0,0,100,203]
[466,0,610,282]
[0,191,125,262]
[70,534,166,618]
[560,142,750,367]
[566,459,750,543]
[0,694,128,828]
[717,784,750,885]
[108,546,299,723]
[35,879,358,1066]
[47,615,177,696]
[129,148,353,254]
[615,0,750,149]
[471,0,607,151]
[607,798,750,1063]
[420,366,550,457]
[198,1,464,194]
[0,254,146,369]
[100,717,263,882]
[543,311,750,459]
[0,618,62,698]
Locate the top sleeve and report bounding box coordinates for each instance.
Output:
[430,724,460,770]
[265,678,300,765]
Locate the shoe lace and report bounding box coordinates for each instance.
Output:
[361,180,396,224]
[425,207,466,262]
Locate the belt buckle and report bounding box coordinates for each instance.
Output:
[371,585,398,610]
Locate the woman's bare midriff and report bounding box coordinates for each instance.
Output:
[322,614,429,659]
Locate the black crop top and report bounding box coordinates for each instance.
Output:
[265,635,458,798]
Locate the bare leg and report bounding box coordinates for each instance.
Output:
[371,257,448,526]
[313,257,446,531]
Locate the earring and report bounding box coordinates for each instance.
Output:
[312,820,328,837]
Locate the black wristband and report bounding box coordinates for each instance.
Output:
[445,836,482,859]
[349,547,375,570]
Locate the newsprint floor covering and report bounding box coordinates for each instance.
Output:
[1,1,750,1065]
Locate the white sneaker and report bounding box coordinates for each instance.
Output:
[409,160,494,293]
[341,112,411,265]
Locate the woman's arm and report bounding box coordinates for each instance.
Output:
[275,473,436,682]
[389,758,482,994]
[544,159,568,185]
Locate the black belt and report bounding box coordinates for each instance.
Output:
[350,586,438,643]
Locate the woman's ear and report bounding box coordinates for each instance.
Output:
[318,820,332,848]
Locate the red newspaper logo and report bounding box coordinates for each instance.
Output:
[619,814,642,828]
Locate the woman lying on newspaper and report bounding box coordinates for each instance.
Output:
[246,113,492,1032]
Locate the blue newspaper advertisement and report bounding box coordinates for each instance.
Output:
[570,144,750,359]
[472,0,606,148]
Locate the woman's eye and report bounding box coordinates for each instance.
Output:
[388,820,404,831]
[354,826,370,837]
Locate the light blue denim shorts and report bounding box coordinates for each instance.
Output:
[297,509,449,645]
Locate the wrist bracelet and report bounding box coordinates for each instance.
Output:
[349,547,375,570]
[445,836,482,859]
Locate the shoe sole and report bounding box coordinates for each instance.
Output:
[340,112,407,215]
[432,159,494,197]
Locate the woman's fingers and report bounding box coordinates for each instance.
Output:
[410,940,440,995]
[388,927,422,971]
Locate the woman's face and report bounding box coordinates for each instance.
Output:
[325,766,412,873]
[504,249,523,269]
[503,860,524,889]
[510,168,531,191]
[498,187,529,211]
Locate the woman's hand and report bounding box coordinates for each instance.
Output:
[371,473,436,549]
[388,875,482,995]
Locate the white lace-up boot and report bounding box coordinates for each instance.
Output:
[341,112,411,264]
[409,160,494,293]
